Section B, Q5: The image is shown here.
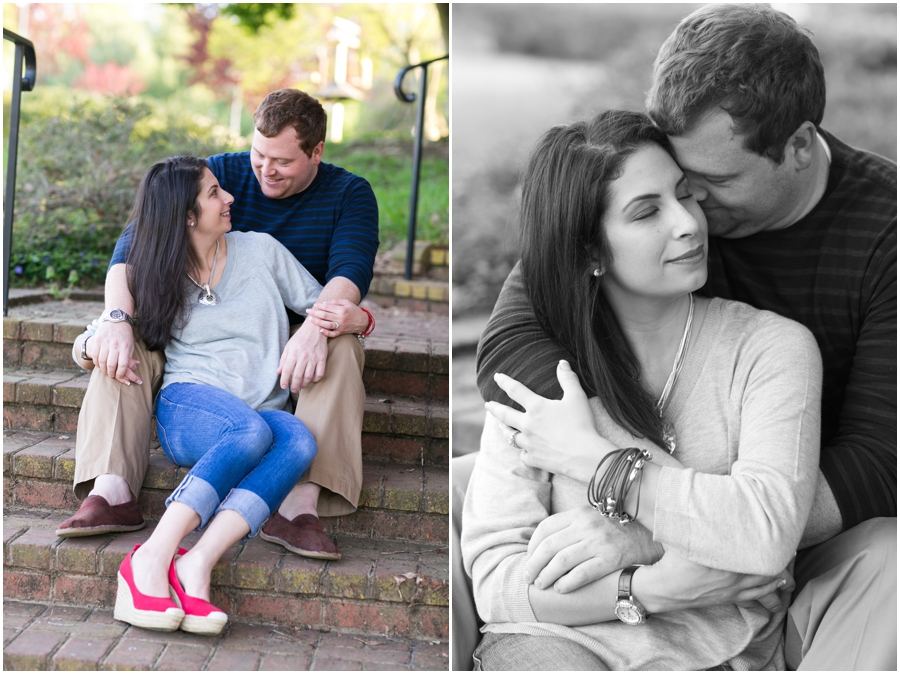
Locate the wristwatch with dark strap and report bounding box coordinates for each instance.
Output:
[615,564,648,625]
[80,335,92,362]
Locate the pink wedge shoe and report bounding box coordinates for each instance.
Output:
[114,545,184,631]
[168,547,228,635]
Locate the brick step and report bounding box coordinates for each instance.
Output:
[3,315,449,402]
[4,431,448,544]
[4,509,449,640]
[2,379,449,466]
[4,600,448,671]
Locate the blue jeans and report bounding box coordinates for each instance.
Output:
[155,382,317,537]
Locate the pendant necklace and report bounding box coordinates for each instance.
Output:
[186,238,220,306]
[656,293,694,453]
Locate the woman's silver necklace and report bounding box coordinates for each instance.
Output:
[186,238,220,306]
[656,292,694,454]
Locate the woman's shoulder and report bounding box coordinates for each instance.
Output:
[709,298,820,363]
[227,230,284,255]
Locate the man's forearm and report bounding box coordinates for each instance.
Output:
[799,469,843,548]
[313,276,360,306]
[106,263,135,314]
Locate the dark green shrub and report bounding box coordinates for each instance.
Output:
[10,94,226,288]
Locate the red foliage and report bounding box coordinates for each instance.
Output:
[75,62,146,95]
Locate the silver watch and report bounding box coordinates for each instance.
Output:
[100,309,134,326]
[615,565,648,625]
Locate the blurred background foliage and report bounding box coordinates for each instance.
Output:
[452,3,897,317]
[3,2,448,289]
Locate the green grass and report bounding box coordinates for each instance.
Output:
[325,140,449,251]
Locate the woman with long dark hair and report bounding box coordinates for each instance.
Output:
[75,156,368,635]
[461,111,823,670]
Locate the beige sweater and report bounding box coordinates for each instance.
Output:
[462,299,822,670]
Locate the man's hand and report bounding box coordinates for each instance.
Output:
[305,299,369,338]
[638,549,793,614]
[91,321,141,385]
[524,505,664,593]
[278,320,329,392]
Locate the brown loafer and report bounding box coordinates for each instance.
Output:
[56,495,146,538]
[259,512,341,560]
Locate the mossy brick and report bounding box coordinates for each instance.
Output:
[275,553,324,594]
[54,319,90,343]
[8,526,59,570]
[426,285,445,302]
[13,441,69,478]
[142,453,179,490]
[362,400,392,433]
[3,569,52,601]
[395,343,431,372]
[54,378,89,408]
[4,316,23,339]
[422,491,449,516]
[393,281,412,298]
[373,552,421,603]
[57,534,113,574]
[391,404,429,437]
[54,574,117,606]
[382,483,423,513]
[55,447,77,481]
[363,370,430,398]
[362,346,397,370]
[19,318,59,342]
[430,406,449,439]
[411,284,428,300]
[3,628,69,671]
[209,540,242,587]
[324,550,373,600]
[135,489,169,520]
[430,342,449,373]
[103,638,165,671]
[417,554,450,606]
[15,378,56,406]
[99,529,155,576]
[4,374,28,403]
[233,542,281,590]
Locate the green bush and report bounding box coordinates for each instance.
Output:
[10,92,226,288]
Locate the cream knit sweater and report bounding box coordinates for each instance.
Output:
[462,298,822,670]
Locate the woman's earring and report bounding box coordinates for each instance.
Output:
[189,222,195,227]
[592,268,604,277]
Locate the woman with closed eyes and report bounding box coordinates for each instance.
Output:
[461,111,823,670]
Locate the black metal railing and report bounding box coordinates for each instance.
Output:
[393,54,448,280]
[3,29,37,317]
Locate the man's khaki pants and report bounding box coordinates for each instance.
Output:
[73,333,365,517]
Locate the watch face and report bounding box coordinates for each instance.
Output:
[109,309,124,320]
[615,600,645,625]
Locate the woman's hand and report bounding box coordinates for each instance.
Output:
[305,299,370,338]
[485,360,616,482]
[636,549,794,614]
[524,505,664,593]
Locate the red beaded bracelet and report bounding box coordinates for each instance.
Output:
[359,308,375,337]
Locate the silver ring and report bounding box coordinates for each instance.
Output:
[508,431,521,449]
[333,321,340,330]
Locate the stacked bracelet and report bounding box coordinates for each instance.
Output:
[356,308,376,344]
[587,447,653,525]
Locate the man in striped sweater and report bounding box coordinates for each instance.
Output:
[470,4,895,669]
[59,89,379,562]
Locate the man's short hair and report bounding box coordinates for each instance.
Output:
[647,4,826,163]
[253,89,328,157]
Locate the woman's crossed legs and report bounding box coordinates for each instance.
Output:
[129,383,317,600]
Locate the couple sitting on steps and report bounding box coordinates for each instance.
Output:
[59,89,379,636]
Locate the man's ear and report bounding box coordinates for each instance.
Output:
[786,121,818,171]
[311,141,324,164]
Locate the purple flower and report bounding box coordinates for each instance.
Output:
[43,256,50,263]
[92,258,99,266]
[79,251,86,257]
[14,265,23,275]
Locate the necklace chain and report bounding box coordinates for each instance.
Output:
[186,238,220,305]
[656,293,694,452]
